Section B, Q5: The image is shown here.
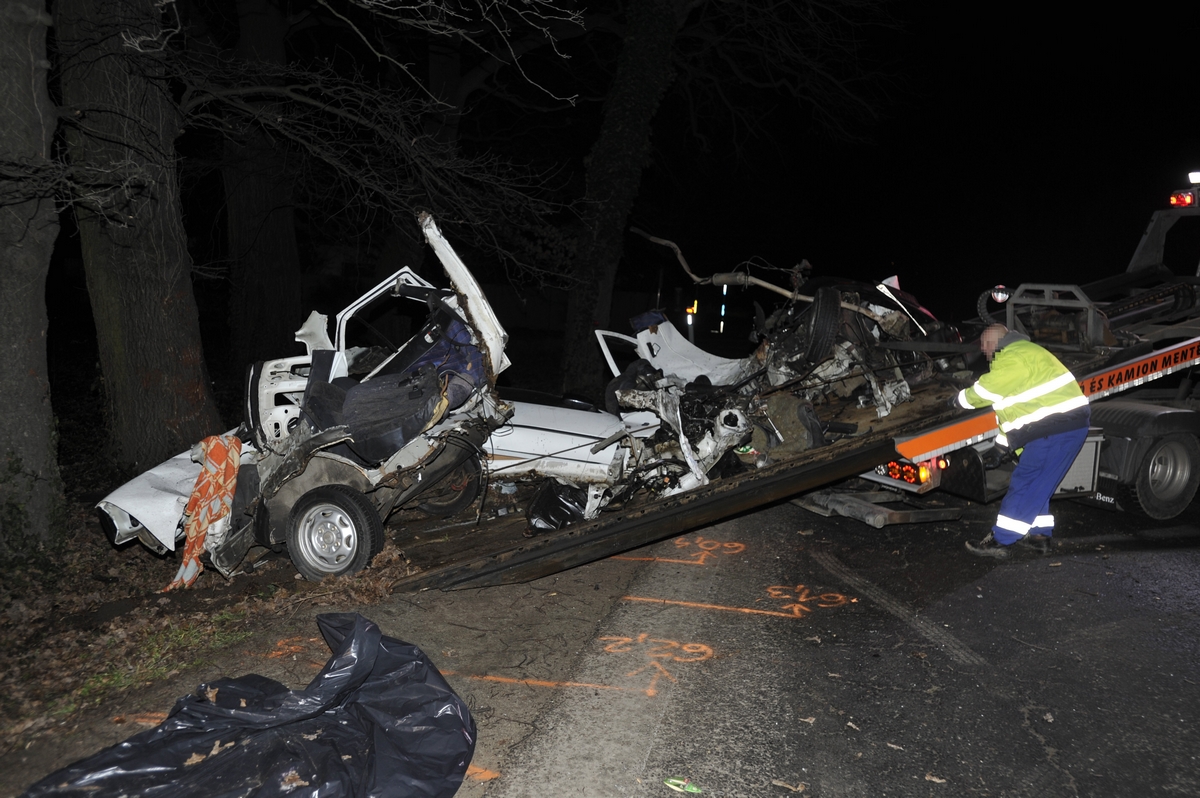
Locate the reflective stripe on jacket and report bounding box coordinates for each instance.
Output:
[956,336,1090,450]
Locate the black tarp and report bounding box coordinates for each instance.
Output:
[22,614,475,798]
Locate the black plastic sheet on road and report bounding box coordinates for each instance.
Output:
[22,613,476,798]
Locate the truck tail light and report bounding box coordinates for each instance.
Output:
[873,456,949,485]
[1170,190,1196,208]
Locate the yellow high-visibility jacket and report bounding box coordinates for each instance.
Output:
[956,333,1090,450]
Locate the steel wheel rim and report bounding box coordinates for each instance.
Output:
[1149,440,1192,500]
[295,502,359,573]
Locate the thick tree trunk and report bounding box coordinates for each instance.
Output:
[0,1,65,557]
[560,0,681,399]
[56,0,222,471]
[223,0,302,365]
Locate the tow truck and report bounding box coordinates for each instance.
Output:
[824,172,1200,525]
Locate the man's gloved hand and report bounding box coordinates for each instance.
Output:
[946,393,963,410]
[981,447,1007,469]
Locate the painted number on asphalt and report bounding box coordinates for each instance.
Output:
[598,633,714,696]
[766,584,850,617]
[614,534,745,566]
[673,535,746,564]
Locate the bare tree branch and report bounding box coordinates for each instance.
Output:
[173,53,565,278]
[331,0,585,103]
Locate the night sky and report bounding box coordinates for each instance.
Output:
[651,5,1200,326]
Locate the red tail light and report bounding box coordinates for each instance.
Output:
[1170,190,1196,208]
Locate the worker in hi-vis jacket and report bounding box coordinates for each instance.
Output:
[956,324,1091,558]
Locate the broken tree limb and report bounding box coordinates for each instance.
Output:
[630,227,886,325]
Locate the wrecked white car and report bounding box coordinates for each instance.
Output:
[99,215,513,581]
[99,216,964,583]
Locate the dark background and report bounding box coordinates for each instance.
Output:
[45,5,1200,377]
[641,5,1200,326]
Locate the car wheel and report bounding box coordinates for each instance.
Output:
[801,287,841,364]
[286,485,384,580]
[1122,433,1200,520]
[417,458,482,517]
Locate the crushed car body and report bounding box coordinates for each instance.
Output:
[99,214,514,581]
[98,218,971,584]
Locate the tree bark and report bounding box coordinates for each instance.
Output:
[223,0,303,365]
[0,0,65,557]
[56,0,222,471]
[560,0,681,399]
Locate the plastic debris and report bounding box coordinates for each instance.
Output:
[21,614,475,798]
[664,776,703,793]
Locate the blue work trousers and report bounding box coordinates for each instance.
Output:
[992,426,1089,545]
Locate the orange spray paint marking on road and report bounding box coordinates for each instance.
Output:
[598,634,713,695]
[599,633,714,662]
[626,660,675,697]
[766,584,850,616]
[440,671,624,692]
[441,635,715,698]
[614,535,745,566]
[624,596,807,618]
[624,584,851,619]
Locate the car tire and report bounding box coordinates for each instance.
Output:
[286,485,384,581]
[1121,433,1200,520]
[802,287,841,364]
[416,458,482,517]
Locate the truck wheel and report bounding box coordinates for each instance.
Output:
[1122,433,1200,520]
[416,458,482,517]
[286,485,384,580]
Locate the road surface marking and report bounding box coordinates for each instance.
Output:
[625,660,675,697]
[624,595,823,618]
[614,535,746,566]
[623,583,852,619]
[442,671,624,691]
[766,584,851,615]
[445,634,710,697]
[598,633,713,661]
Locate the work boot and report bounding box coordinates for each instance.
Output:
[965,532,1011,559]
[1015,534,1051,554]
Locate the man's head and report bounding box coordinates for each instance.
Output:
[980,324,1008,362]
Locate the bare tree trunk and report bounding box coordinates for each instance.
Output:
[56,0,222,471]
[561,0,680,398]
[0,1,65,557]
[223,0,302,365]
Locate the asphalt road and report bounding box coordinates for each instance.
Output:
[455,495,1200,797]
[8,494,1200,797]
